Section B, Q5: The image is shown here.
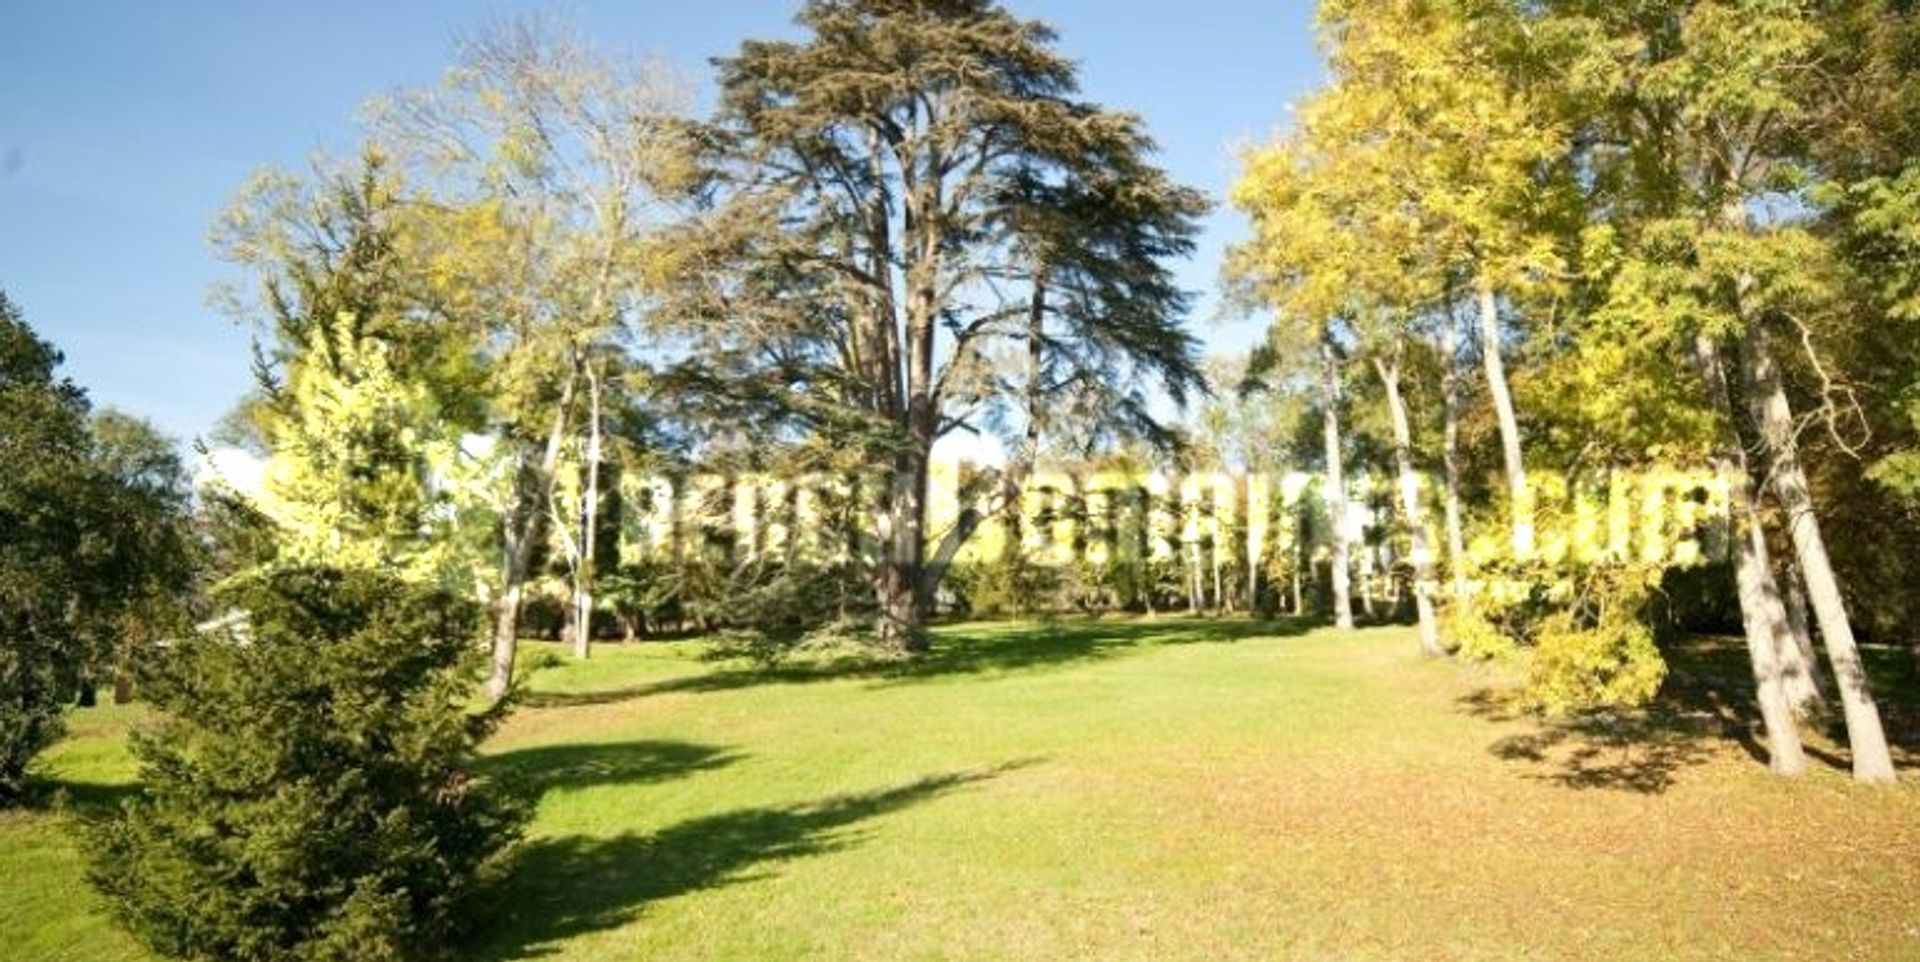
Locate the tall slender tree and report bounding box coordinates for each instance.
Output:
[1543,0,1892,779]
[369,20,688,693]
[1314,0,1567,559]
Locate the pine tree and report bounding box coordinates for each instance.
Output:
[85,567,523,962]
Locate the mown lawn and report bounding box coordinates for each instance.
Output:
[4,619,1918,961]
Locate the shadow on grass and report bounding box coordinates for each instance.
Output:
[471,760,1033,960]
[481,740,744,798]
[1461,635,1920,793]
[523,616,1310,709]
[16,778,142,815]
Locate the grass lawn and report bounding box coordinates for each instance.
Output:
[4,618,1919,961]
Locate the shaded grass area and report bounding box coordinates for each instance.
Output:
[1462,634,1920,793]
[476,764,1030,961]
[517,616,1296,708]
[5,617,1919,961]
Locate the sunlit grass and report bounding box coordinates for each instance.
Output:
[5,619,1918,961]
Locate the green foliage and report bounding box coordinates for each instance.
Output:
[1525,566,1668,715]
[946,552,1070,620]
[0,292,96,802]
[83,567,524,962]
[1822,164,1920,507]
[1448,561,1668,714]
[255,307,460,579]
[1443,598,1520,663]
[1,295,195,804]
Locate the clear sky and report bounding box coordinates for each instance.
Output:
[1,1,1323,443]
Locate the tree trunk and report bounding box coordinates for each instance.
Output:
[1476,281,1533,559]
[1694,332,1807,776]
[1320,338,1355,629]
[1186,534,1202,614]
[573,360,604,661]
[1743,326,1896,782]
[488,457,540,701]
[1212,536,1227,614]
[1376,352,1445,657]
[1441,310,1468,599]
[486,369,577,702]
[1778,554,1827,713]
[881,431,934,653]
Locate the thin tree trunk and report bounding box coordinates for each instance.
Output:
[1213,534,1227,614]
[1743,326,1896,782]
[1244,477,1262,613]
[573,360,604,660]
[1441,309,1468,599]
[1779,554,1827,712]
[1187,534,1203,614]
[1320,337,1355,629]
[489,458,540,701]
[1695,332,1807,776]
[1476,281,1533,558]
[1376,352,1444,657]
[487,367,577,702]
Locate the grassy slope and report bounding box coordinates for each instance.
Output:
[4,619,1918,961]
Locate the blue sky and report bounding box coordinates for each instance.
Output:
[1,1,1322,443]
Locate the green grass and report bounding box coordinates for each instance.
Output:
[6,619,1920,961]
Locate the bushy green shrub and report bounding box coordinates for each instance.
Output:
[83,566,525,962]
[1446,561,1668,714]
[1524,566,1667,714]
[948,551,1068,619]
[0,635,72,803]
[689,558,878,668]
[1443,599,1519,662]
[1528,607,1666,715]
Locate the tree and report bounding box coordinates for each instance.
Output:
[85,566,523,962]
[1317,337,1358,630]
[369,20,689,693]
[217,152,489,590]
[0,295,196,801]
[1541,0,1892,779]
[0,292,99,802]
[1314,0,1568,560]
[666,0,1206,651]
[84,410,197,704]
[1372,336,1445,656]
[1230,65,1454,638]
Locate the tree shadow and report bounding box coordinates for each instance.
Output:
[16,777,142,815]
[1858,642,1920,763]
[1461,634,1920,793]
[1475,705,1727,794]
[470,761,1035,960]
[1458,638,1764,794]
[480,740,744,798]
[524,616,1309,709]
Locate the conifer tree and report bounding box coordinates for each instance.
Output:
[665,0,1206,651]
[86,567,522,962]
